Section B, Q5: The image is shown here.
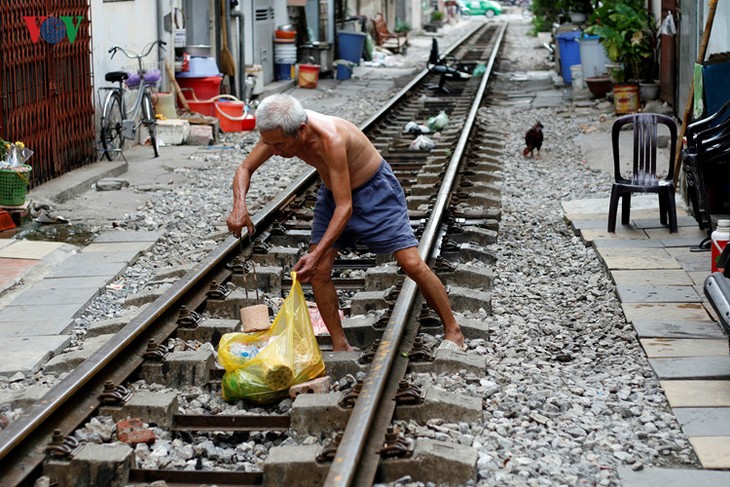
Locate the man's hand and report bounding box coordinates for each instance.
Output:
[293,252,320,283]
[226,206,254,238]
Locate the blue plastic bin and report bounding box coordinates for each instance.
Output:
[703,62,730,117]
[275,63,292,81]
[557,31,582,84]
[336,63,352,81]
[337,32,366,65]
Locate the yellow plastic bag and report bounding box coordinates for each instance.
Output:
[218,272,325,404]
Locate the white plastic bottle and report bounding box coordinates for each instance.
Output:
[711,219,730,272]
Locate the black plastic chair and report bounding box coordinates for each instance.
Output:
[607,113,678,233]
[684,100,730,233]
[695,116,730,223]
[686,99,730,146]
[426,38,469,94]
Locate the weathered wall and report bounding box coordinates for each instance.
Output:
[705,0,730,56]
[676,0,730,120]
[90,0,164,94]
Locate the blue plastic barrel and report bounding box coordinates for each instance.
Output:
[557,31,582,84]
[337,32,366,65]
[275,63,292,81]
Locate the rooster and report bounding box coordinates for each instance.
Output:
[523,122,544,158]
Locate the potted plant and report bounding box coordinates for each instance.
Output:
[584,0,658,83]
[565,0,592,23]
[431,10,445,28]
[584,0,658,109]
[395,19,412,35]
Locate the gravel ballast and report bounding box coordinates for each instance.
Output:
[0,13,699,486]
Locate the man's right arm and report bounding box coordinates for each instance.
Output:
[227,140,274,237]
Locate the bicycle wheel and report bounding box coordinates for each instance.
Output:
[142,92,159,158]
[100,91,124,161]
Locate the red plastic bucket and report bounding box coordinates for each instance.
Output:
[186,94,239,117]
[298,64,320,89]
[215,100,255,132]
[176,76,222,101]
[187,99,214,116]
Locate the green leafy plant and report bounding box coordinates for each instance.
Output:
[530,0,561,33]
[530,0,593,35]
[530,14,554,34]
[395,20,411,34]
[431,10,445,23]
[565,0,591,14]
[584,0,658,82]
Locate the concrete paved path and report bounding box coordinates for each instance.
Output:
[562,195,730,472]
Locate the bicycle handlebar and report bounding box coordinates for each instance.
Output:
[109,40,167,61]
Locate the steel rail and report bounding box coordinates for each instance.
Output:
[325,22,507,487]
[357,25,486,130]
[0,175,311,477]
[271,22,487,201]
[0,20,490,486]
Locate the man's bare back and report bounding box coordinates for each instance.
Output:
[287,111,383,190]
[228,108,385,241]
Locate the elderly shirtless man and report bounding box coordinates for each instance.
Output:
[226,94,465,352]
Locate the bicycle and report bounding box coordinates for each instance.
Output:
[520,0,533,20]
[98,40,166,161]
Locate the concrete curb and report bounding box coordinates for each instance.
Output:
[31,159,128,205]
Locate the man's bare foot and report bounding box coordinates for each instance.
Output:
[330,339,358,352]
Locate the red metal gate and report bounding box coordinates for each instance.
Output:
[0,0,95,187]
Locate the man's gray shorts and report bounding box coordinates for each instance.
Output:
[311,160,419,254]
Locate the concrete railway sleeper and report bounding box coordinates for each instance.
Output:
[0,22,506,486]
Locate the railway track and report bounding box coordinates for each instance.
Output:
[0,21,506,487]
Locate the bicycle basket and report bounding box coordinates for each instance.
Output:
[125,65,161,89]
[143,68,161,85]
[126,71,141,88]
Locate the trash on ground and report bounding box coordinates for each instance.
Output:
[93,178,130,191]
[409,135,436,151]
[403,121,430,135]
[34,209,69,224]
[307,301,338,336]
[426,110,449,132]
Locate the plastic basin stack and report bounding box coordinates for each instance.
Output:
[175,55,222,114]
[274,29,297,81]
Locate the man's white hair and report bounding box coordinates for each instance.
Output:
[256,94,308,136]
